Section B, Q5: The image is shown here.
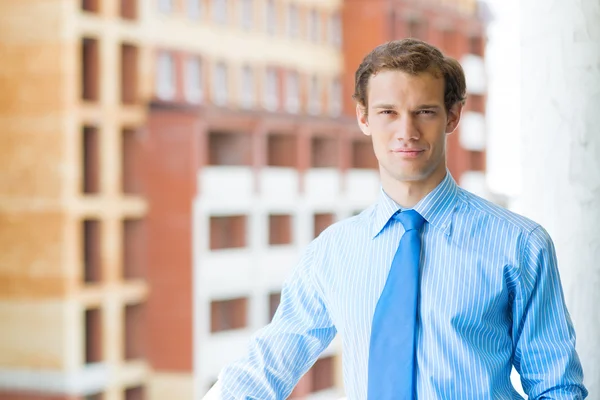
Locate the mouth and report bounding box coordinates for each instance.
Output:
[391,148,425,158]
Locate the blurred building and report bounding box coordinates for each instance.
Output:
[342,0,488,194]
[0,1,485,400]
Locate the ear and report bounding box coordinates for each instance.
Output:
[445,102,463,134]
[356,104,371,136]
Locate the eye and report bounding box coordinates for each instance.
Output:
[416,110,436,116]
[379,110,396,115]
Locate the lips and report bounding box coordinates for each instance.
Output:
[391,148,425,158]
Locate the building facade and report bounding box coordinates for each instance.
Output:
[0,0,485,399]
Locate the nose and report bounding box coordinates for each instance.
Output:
[394,115,420,141]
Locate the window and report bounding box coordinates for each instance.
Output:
[314,213,334,238]
[469,35,484,56]
[208,132,253,165]
[156,52,176,100]
[329,78,342,117]
[265,0,276,35]
[263,67,278,111]
[85,308,102,363]
[240,65,255,109]
[285,71,299,113]
[311,136,337,168]
[328,12,341,48]
[267,134,297,167]
[212,0,228,24]
[187,0,203,19]
[211,298,248,332]
[269,214,292,245]
[184,57,203,103]
[308,9,320,43]
[213,62,228,106]
[83,220,101,283]
[124,303,144,360]
[210,215,247,249]
[82,126,99,194]
[311,356,335,392]
[352,140,378,169]
[124,386,145,400]
[121,43,138,104]
[120,0,137,20]
[82,38,99,102]
[241,0,253,30]
[123,219,145,279]
[82,0,99,13]
[286,4,299,38]
[268,292,281,321]
[308,75,320,115]
[122,128,142,194]
[158,0,173,14]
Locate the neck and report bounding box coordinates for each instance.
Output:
[381,166,447,209]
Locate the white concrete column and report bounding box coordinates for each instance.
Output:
[520,0,600,395]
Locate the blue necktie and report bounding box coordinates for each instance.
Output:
[368,209,426,400]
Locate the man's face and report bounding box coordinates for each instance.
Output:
[356,69,461,185]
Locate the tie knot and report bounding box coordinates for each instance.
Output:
[395,209,425,232]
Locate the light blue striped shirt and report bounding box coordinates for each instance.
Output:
[219,172,587,399]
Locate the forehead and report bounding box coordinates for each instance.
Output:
[367,69,445,106]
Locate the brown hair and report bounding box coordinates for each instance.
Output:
[353,39,466,113]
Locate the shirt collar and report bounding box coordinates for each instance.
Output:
[370,171,459,238]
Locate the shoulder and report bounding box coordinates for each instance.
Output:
[456,187,541,235]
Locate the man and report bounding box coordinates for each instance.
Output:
[204,39,587,399]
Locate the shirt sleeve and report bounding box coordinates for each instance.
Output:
[218,238,337,399]
[512,226,588,399]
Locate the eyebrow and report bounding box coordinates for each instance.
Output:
[371,103,443,110]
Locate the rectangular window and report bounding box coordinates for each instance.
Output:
[286,4,299,38]
[241,65,255,109]
[212,0,228,24]
[311,136,337,168]
[156,52,176,100]
[328,13,341,48]
[308,9,320,43]
[285,71,299,113]
[268,292,281,321]
[211,298,248,332]
[265,0,276,35]
[124,303,144,360]
[241,0,253,30]
[120,0,137,20]
[121,43,138,104]
[311,356,335,392]
[208,131,253,165]
[267,134,297,167]
[269,214,292,245]
[352,140,378,169]
[82,126,99,194]
[82,38,99,102]
[158,0,173,14]
[85,308,102,363]
[313,213,334,238]
[469,35,483,56]
[185,57,203,103]
[210,215,247,250]
[123,219,145,280]
[122,127,141,194]
[263,67,278,111]
[83,220,102,283]
[82,0,100,13]
[308,75,320,115]
[329,78,342,117]
[124,386,145,400]
[213,62,228,106]
[187,0,203,19]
